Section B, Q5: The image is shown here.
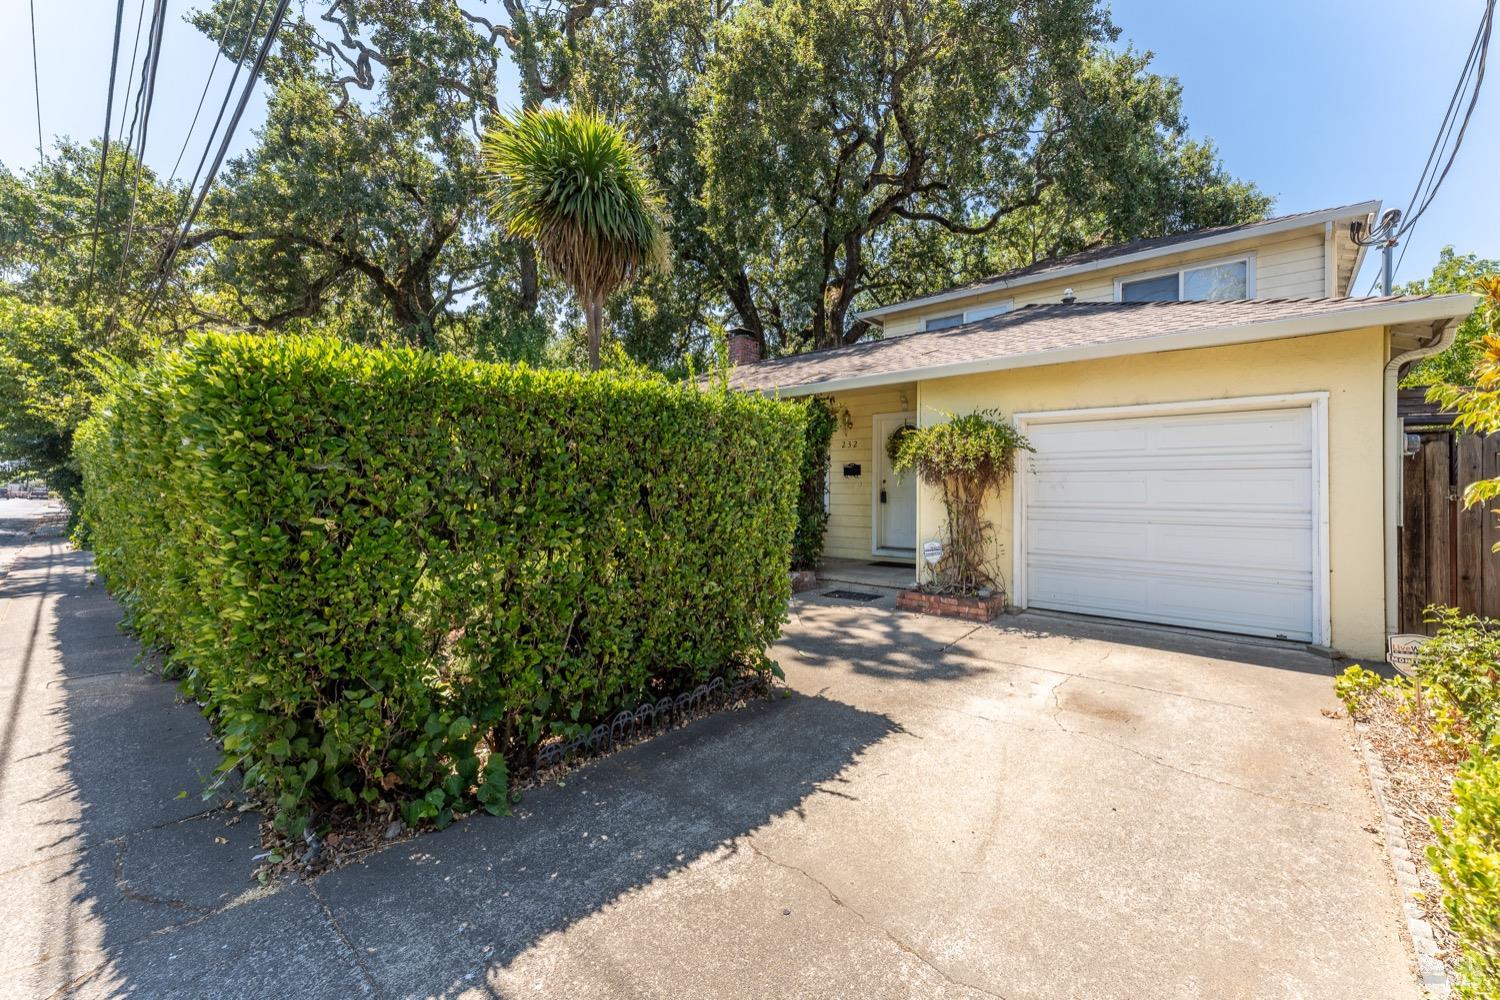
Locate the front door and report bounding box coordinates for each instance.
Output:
[873,412,918,554]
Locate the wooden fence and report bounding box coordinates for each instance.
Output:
[1398,388,1500,632]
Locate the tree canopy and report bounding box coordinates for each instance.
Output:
[574,0,1270,354]
[4,0,1275,404]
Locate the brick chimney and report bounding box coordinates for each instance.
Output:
[726,327,762,365]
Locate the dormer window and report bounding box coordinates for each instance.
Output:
[1116,254,1254,302]
[923,313,965,331]
[921,300,1014,332]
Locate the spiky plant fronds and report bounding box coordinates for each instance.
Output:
[482,109,667,366]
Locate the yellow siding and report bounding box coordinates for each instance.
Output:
[914,327,1389,658]
[880,230,1330,336]
[821,383,917,560]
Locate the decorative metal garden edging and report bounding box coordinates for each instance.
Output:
[528,673,776,783]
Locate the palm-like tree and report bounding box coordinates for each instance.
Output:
[482,109,667,370]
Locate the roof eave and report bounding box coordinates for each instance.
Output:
[857,200,1383,323]
[753,293,1478,398]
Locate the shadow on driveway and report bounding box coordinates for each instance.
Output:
[2,537,898,998]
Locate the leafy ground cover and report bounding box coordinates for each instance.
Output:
[1336,610,1500,996]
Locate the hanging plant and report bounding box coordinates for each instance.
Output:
[885,422,917,465]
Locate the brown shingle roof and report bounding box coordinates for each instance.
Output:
[726,296,1471,394]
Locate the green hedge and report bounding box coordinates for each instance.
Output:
[77,334,803,832]
[1431,748,1500,999]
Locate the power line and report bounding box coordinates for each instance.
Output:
[115,0,150,181]
[1401,3,1492,239]
[143,0,292,322]
[86,0,131,296]
[28,0,43,161]
[142,0,270,314]
[114,0,169,293]
[171,0,269,216]
[167,0,249,183]
[1363,0,1494,293]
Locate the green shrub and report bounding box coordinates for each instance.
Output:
[1429,749,1500,999]
[791,396,836,571]
[1416,608,1500,743]
[77,333,803,833]
[1333,664,1387,718]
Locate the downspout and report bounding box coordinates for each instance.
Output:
[1383,321,1459,635]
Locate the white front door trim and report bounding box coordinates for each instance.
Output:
[1011,392,1331,647]
[872,410,918,555]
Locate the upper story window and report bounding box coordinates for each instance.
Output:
[921,300,1013,332]
[923,313,965,331]
[1117,254,1254,302]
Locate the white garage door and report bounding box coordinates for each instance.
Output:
[1021,403,1319,642]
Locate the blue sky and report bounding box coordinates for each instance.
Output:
[3,1,1495,293]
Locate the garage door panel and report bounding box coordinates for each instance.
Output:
[1030,519,1312,574]
[1028,408,1311,459]
[1032,467,1312,509]
[1147,468,1312,509]
[1150,522,1312,572]
[1028,422,1149,455]
[1142,409,1312,453]
[1028,519,1151,560]
[1023,403,1318,642]
[1030,471,1151,506]
[1028,564,1314,640]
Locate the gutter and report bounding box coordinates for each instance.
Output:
[1383,319,1462,638]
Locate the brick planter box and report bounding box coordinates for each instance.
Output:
[896,587,1006,622]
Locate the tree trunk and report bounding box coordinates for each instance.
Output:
[725,268,766,353]
[586,295,603,370]
[517,242,540,313]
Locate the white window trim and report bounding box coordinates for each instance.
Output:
[1009,391,1330,649]
[1112,251,1257,302]
[921,299,1015,332]
[921,312,966,332]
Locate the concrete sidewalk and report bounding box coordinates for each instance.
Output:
[0,517,1423,999]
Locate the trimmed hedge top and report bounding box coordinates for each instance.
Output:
[78,334,803,832]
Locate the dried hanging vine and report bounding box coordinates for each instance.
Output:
[891,409,1031,595]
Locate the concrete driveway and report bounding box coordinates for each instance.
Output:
[1,524,1420,999]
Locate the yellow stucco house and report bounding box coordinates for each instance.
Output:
[727,201,1477,660]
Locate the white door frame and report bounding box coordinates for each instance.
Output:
[871,410,918,556]
[1010,392,1331,648]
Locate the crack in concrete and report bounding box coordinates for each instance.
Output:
[39,958,107,999]
[0,803,230,883]
[938,625,983,655]
[113,840,215,915]
[746,840,1007,1000]
[307,881,386,999]
[1045,677,1338,814]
